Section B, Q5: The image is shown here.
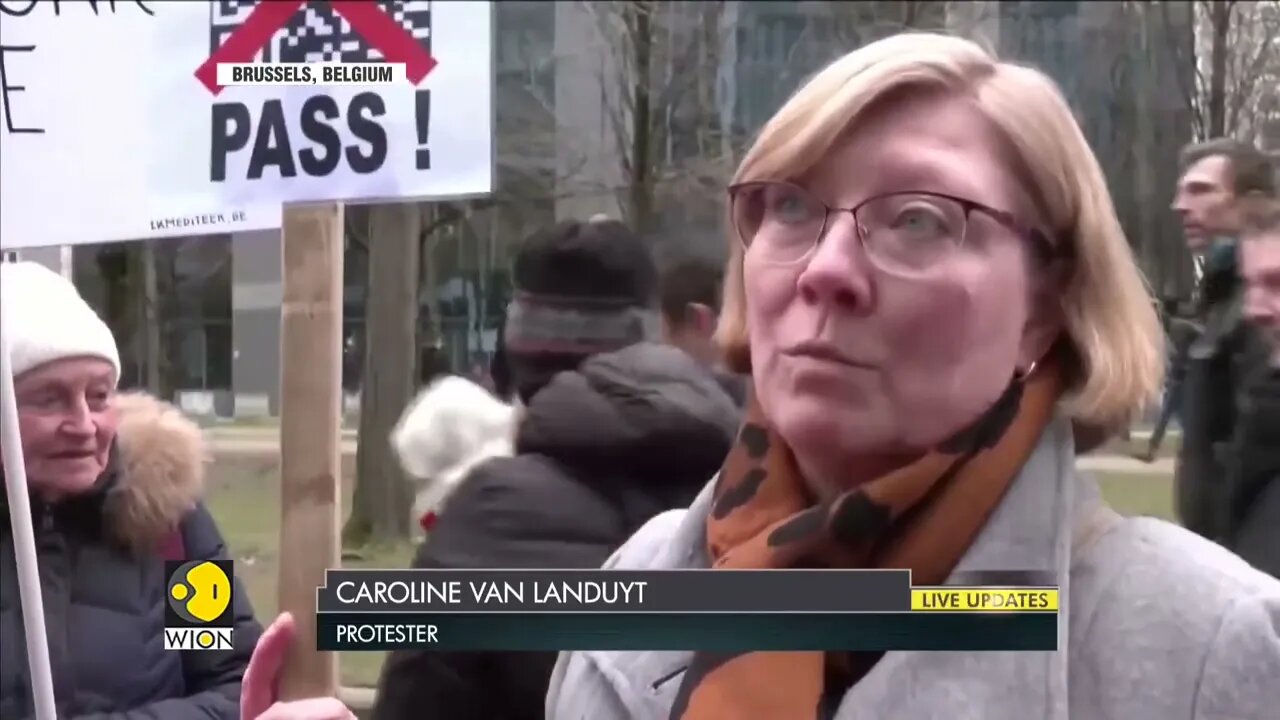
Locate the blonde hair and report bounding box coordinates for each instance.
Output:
[715,33,1163,431]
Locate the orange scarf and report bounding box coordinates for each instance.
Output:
[670,360,1063,718]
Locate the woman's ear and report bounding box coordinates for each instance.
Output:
[1018,321,1062,374]
[1019,265,1068,372]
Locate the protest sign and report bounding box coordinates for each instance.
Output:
[0,0,493,249]
[1,1,495,707]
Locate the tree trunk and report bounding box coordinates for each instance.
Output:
[422,205,441,365]
[97,247,138,386]
[1133,5,1159,283]
[155,249,182,401]
[1208,0,1231,137]
[142,242,162,395]
[717,1,739,165]
[344,202,422,547]
[629,1,654,234]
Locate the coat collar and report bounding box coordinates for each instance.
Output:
[597,415,1090,718]
[103,392,208,554]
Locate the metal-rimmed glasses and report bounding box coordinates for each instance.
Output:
[728,181,1063,275]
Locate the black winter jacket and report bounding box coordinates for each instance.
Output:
[1175,257,1249,539]
[1223,329,1280,578]
[0,393,261,719]
[372,342,740,720]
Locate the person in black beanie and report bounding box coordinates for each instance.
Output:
[503,216,663,399]
[373,217,740,720]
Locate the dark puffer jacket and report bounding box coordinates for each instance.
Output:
[0,393,261,719]
[1224,329,1280,578]
[1176,255,1247,540]
[372,342,740,720]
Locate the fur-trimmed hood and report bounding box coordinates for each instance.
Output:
[100,392,208,553]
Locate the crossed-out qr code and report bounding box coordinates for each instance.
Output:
[209,1,432,63]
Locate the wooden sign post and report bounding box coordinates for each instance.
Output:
[276,202,345,700]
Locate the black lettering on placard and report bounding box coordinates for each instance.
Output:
[208,94,391,183]
[1,0,153,136]
[210,103,251,182]
[0,1,37,16]
[415,89,430,170]
[300,95,342,177]
[0,45,42,134]
[0,1,155,16]
[249,99,297,180]
[347,92,387,175]
[148,209,251,232]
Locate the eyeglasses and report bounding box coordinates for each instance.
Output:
[728,181,1061,274]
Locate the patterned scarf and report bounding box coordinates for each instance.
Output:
[670,358,1063,719]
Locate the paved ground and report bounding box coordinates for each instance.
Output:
[209,436,359,455]
[206,430,1175,475]
[1077,454,1174,475]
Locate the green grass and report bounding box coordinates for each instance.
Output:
[205,458,1177,689]
[205,457,412,688]
[1095,471,1175,520]
[1098,434,1181,461]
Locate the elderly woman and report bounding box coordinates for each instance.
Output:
[546,33,1280,719]
[0,262,260,719]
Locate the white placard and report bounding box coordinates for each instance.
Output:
[0,0,493,249]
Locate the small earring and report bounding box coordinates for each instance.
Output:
[1017,359,1039,381]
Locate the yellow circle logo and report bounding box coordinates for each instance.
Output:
[167,561,232,624]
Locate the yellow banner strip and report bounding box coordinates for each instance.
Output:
[911,587,1060,612]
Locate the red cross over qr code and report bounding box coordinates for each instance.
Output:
[209,0,432,64]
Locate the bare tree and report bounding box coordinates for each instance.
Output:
[344,202,421,547]
[1134,0,1278,295]
[588,1,988,250]
[822,0,951,48]
[565,0,736,245]
[1221,0,1280,144]
[1164,0,1280,142]
[141,241,161,394]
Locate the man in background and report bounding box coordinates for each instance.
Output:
[1231,193,1280,577]
[1171,138,1276,544]
[659,257,749,407]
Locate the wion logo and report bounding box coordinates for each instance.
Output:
[164,560,234,651]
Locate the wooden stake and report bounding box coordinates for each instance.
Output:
[277,202,344,700]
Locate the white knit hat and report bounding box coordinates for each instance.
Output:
[1,261,121,381]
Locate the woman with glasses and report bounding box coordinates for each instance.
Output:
[545,32,1280,719]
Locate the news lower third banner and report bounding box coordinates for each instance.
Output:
[316,570,1059,652]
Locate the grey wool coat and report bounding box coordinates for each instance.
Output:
[546,416,1280,720]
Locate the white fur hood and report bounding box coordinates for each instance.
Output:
[391,376,516,524]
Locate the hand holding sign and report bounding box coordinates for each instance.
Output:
[242,613,356,720]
